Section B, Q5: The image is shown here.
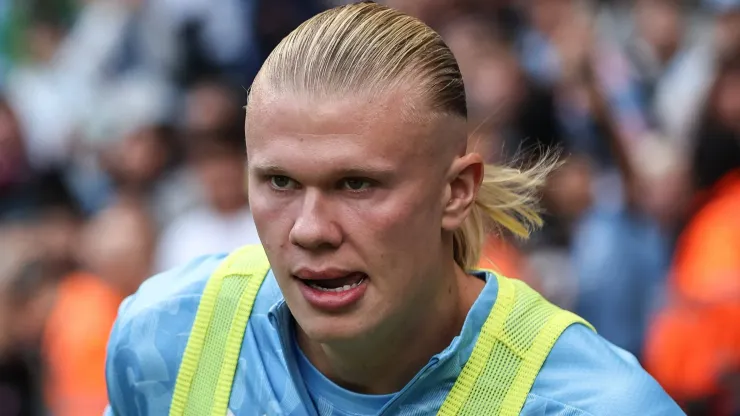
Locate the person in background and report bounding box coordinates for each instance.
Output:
[154,120,260,273]
[649,0,740,147]
[0,229,64,416]
[82,73,194,226]
[99,119,190,229]
[183,78,244,135]
[0,92,86,278]
[4,5,78,173]
[43,196,156,416]
[623,0,687,133]
[690,49,740,196]
[0,97,35,220]
[29,170,85,273]
[102,124,177,197]
[564,31,675,358]
[644,49,740,416]
[644,171,740,416]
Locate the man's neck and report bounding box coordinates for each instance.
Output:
[296,266,486,395]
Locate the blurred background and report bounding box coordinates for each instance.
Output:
[0,0,739,414]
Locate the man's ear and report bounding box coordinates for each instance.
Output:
[442,153,483,231]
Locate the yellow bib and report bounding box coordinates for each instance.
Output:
[170,245,593,415]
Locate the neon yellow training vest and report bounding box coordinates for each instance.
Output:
[169,245,594,415]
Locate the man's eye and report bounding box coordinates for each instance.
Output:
[342,179,371,191]
[270,176,295,189]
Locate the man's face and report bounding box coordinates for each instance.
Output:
[246,90,464,343]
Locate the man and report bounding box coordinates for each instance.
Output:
[105,2,683,415]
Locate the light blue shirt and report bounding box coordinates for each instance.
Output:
[293,337,394,415]
[104,253,685,415]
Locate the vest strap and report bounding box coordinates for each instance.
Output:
[438,274,594,415]
[169,245,270,416]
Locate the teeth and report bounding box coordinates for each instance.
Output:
[308,278,365,292]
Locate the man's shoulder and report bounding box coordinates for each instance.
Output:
[115,251,283,329]
[529,323,684,415]
[124,254,224,319]
[104,254,223,413]
[105,252,284,414]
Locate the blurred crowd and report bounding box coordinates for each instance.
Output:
[1,0,739,414]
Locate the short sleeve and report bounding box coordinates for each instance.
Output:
[531,323,684,415]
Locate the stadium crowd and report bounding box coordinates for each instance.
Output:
[0,0,739,414]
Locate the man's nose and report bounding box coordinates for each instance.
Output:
[289,189,342,251]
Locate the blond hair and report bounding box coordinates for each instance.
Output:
[249,1,552,270]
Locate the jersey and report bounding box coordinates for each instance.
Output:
[104,253,685,415]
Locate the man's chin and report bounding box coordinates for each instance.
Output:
[294,313,372,346]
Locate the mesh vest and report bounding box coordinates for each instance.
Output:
[169,245,593,415]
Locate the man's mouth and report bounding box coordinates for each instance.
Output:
[301,272,368,293]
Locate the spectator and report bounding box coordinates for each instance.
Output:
[156,84,259,271]
[0,229,63,416]
[183,78,243,134]
[644,49,740,415]
[4,6,79,172]
[85,73,197,227]
[623,0,686,132]
[649,0,740,147]
[43,196,156,416]
[0,98,32,220]
[691,49,740,196]
[645,168,740,415]
[0,96,85,264]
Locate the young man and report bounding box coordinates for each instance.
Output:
[105,3,683,415]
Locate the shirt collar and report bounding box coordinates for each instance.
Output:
[266,270,499,375]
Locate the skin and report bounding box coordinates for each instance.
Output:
[246,85,485,395]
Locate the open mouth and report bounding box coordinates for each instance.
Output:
[301,272,367,293]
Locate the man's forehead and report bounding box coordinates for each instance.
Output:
[248,86,417,128]
[245,87,466,158]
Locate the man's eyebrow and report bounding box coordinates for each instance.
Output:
[250,163,396,179]
[336,167,398,180]
[250,164,287,175]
